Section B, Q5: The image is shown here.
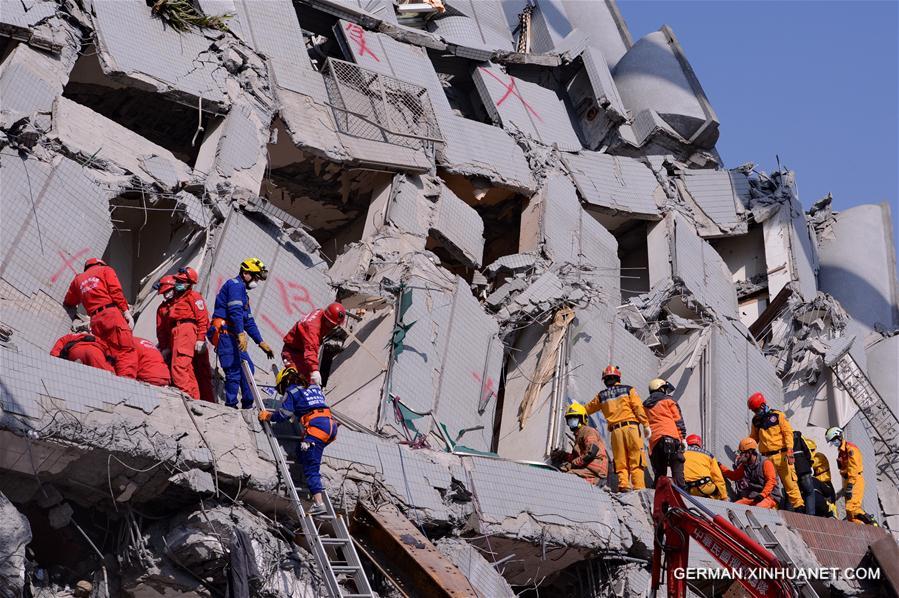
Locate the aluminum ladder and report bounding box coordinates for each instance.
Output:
[829,352,899,485]
[727,510,819,598]
[242,361,374,598]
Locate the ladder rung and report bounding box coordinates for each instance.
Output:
[331,565,362,574]
[320,537,350,545]
[341,594,374,597]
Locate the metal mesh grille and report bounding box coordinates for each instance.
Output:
[323,58,443,152]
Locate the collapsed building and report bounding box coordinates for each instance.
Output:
[1,0,898,596]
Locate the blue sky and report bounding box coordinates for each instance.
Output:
[617,0,898,236]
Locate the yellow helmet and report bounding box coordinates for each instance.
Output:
[240,257,268,279]
[565,402,587,419]
[649,378,673,393]
[804,437,817,452]
[275,366,298,392]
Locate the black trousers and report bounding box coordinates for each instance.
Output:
[798,473,816,516]
[650,437,685,488]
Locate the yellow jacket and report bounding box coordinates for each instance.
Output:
[684,446,727,499]
[837,440,863,486]
[805,438,832,483]
[585,383,648,428]
[749,409,794,454]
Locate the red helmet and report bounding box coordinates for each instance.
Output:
[323,302,347,326]
[602,365,621,380]
[747,392,766,411]
[84,257,106,270]
[174,266,199,285]
[155,275,176,295]
[685,434,702,447]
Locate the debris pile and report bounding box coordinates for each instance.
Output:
[1,0,897,596]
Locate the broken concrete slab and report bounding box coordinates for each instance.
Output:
[647,212,739,320]
[613,26,719,150]
[50,96,193,188]
[388,275,502,452]
[519,173,621,303]
[0,38,78,127]
[89,0,228,105]
[677,168,750,237]
[463,456,625,585]
[565,45,627,150]
[562,150,663,218]
[473,64,582,150]
[434,537,515,597]
[0,492,31,597]
[201,208,334,386]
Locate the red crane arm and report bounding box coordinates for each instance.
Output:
[650,476,797,598]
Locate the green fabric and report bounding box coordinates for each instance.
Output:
[391,287,416,359]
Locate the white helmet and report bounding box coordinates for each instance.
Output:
[825,426,843,446]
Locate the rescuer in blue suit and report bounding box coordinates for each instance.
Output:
[259,366,338,516]
[208,258,275,408]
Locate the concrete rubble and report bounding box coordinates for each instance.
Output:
[1,0,897,596]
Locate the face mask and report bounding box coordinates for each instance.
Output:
[247,280,258,289]
[828,438,841,447]
[566,416,580,430]
[163,290,174,301]
[175,283,188,292]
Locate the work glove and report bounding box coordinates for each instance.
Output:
[258,410,273,422]
[299,441,312,452]
[310,370,322,386]
[238,332,248,352]
[747,491,761,501]
[642,426,652,440]
[123,310,135,330]
[258,341,274,360]
[845,484,853,500]
[194,340,206,354]
[559,462,571,472]
[786,449,795,465]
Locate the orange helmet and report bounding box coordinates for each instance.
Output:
[685,434,702,447]
[324,302,347,326]
[84,257,106,270]
[155,275,176,295]
[747,392,766,411]
[602,365,621,381]
[738,437,758,452]
[174,266,199,285]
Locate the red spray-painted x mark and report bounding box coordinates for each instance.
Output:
[345,22,380,62]
[50,248,90,283]
[478,67,543,123]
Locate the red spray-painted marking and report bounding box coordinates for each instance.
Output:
[477,67,543,123]
[345,22,380,62]
[274,277,315,317]
[50,248,90,284]
[472,372,497,405]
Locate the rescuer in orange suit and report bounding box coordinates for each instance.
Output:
[552,402,608,486]
[584,365,650,491]
[643,378,686,488]
[721,437,781,509]
[50,333,115,374]
[133,337,171,387]
[281,303,347,386]
[747,392,804,511]
[826,426,877,525]
[63,258,138,378]
[683,434,728,500]
[159,267,214,402]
